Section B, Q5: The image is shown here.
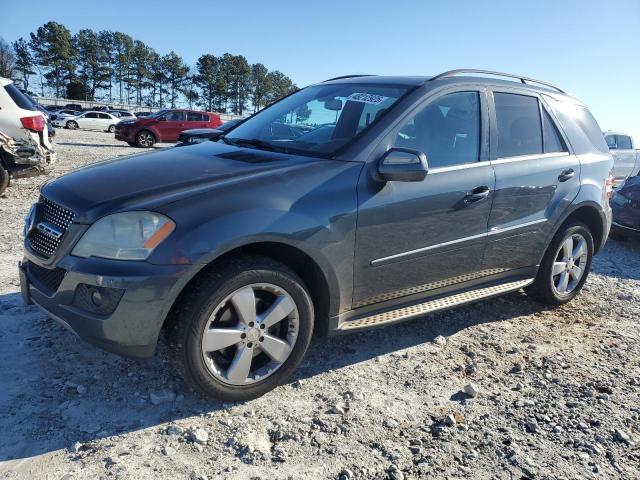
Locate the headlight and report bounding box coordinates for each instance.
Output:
[72,212,175,260]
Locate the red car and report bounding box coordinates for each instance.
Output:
[115,109,222,148]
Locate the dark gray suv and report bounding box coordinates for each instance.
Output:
[20,70,613,400]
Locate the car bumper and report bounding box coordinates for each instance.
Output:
[114,130,134,142]
[19,253,192,358]
[612,221,640,238]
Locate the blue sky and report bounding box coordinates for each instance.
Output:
[2,0,639,141]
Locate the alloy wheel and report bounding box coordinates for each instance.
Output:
[200,283,299,386]
[551,233,588,296]
[138,132,154,147]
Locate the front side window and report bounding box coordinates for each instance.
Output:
[224,83,410,157]
[85,112,98,118]
[494,92,542,158]
[605,135,617,149]
[617,135,632,150]
[163,111,184,121]
[393,91,480,168]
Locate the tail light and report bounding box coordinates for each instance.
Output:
[20,115,46,132]
[605,173,615,198]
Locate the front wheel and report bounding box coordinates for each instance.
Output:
[135,130,155,148]
[66,120,78,130]
[168,256,314,401]
[526,221,594,306]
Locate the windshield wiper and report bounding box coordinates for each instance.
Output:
[219,135,238,146]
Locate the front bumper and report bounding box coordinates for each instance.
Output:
[20,252,192,358]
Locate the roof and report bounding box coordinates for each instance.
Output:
[319,70,582,104]
[0,77,13,87]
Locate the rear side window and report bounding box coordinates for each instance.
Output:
[617,135,632,150]
[393,91,481,168]
[98,113,110,119]
[494,92,542,158]
[542,109,567,153]
[4,84,37,111]
[187,112,206,121]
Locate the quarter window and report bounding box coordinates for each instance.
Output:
[393,91,481,168]
[542,109,566,153]
[494,93,542,158]
[617,135,632,150]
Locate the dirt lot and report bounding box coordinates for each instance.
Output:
[0,129,639,480]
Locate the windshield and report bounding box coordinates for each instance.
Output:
[224,83,410,157]
[147,109,169,119]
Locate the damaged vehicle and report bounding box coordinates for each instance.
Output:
[0,77,56,195]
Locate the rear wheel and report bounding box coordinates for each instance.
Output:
[66,120,78,130]
[526,221,594,306]
[0,164,9,196]
[168,256,314,401]
[108,124,116,133]
[135,130,156,148]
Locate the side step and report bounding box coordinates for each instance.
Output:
[338,279,533,331]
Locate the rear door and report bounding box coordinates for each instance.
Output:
[186,111,209,129]
[97,113,112,129]
[353,88,495,308]
[483,89,580,271]
[608,134,636,180]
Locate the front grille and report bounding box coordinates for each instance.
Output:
[28,196,74,258]
[27,261,66,294]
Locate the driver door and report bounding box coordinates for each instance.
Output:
[353,89,495,308]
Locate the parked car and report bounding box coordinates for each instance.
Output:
[604,131,639,186]
[53,111,121,132]
[134,111,152,117]
[20,70,613,401]
[114,109,222,147]
[0,77,55,195]
[610,175,640,240]
[176,118,243,145]
[64,103,83,111]
[107,110,136,120]
[50,109,82,121]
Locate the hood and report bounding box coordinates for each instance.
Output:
[618,175,640,201]
[42,141,326,223]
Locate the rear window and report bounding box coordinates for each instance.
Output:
[617,135,632,150]
[4,84,37,111]
[494,92,543,158]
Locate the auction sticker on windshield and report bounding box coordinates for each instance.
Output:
[346,93,389,105]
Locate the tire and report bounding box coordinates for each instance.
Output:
[0,164,9,196]
[167,255,314,401]
[66,120,78,130]
[135,130,156,148]
[525,221,594,306]
[108,125,116,133]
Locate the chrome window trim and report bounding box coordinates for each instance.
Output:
[371,218,547,265]
[491,152,570,165]
[428,160,492,174]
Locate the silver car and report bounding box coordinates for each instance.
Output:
[54,111,122,132]
[604,131,639,186]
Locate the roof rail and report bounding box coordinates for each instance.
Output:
[322,74,376,82]
[429,69,565,94]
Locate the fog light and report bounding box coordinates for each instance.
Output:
[91,289,103,306]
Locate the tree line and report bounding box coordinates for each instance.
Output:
[0,22,298,114]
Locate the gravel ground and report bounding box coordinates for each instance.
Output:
[0,129,639,480]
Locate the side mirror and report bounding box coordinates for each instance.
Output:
[378,148,428,182]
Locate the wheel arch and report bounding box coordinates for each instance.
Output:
[544,201,608,260]
[164,240,335,337]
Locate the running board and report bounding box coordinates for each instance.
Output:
[338,279,533,331]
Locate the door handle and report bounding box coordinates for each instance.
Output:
[558,168,575,182]
[464,186,490,203]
